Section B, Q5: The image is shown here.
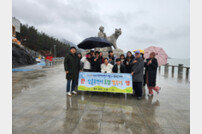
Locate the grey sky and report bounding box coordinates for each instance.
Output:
[13,0,190,58]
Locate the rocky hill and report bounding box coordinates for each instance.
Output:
[12,43,36,68]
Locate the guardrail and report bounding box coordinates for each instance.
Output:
[159,63,190,79]
[45,58,64,67]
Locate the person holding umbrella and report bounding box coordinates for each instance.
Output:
[145,52,161,96]
[64,47,81,96]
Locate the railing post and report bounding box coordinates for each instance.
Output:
[164,63,169,76]
[171,66,175,77]
[178,64,183,79]
[186,67,190,79]
[159,66,161,73]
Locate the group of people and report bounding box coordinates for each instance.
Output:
[64,46,160,100]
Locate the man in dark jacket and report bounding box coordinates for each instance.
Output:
[64,47,80,96]
[112,58,126,73]
[131,50,144,100]
[91,51,102,72]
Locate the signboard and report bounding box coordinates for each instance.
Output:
[78,72,133,94]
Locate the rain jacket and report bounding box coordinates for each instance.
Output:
[131,57,144,82]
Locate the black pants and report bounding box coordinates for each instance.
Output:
[133,82,142,97]
[83,69,92,72]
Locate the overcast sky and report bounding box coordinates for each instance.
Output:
[13,0,190,59]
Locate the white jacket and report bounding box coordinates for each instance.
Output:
[81,57,91,70]
[101,63,113,73]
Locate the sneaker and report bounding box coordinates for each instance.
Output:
[72,91,77,95]
[67,92,72,96]
[137,97,142,100]
[148,94,153,97]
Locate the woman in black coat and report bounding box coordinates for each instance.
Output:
[145,52,161,96]
[124,51,134,73]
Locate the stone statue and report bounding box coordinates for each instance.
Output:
[98,26,107,39]
[107,28,122,49]
[96,26,123,57]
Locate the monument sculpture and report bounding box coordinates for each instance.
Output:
[107,28,122,49]
[96,26,124,57]
[98,26,106,39]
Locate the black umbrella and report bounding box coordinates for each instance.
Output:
[77,37,112,49]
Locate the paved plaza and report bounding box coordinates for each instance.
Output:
[12,65,190,134]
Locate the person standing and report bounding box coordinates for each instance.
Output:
[64,47,80,96]
[131,50,144,100]
[112,58,126,73]
[99,52,104,63]
[81,53,92,72]
[145,52,161,96]
[108,50,116,65]
[92,51,102,72]
[125,51,135,73]
[77,53,83,70]
[120,54,126,64]
[101,58,113,73]
[90,50,95,58]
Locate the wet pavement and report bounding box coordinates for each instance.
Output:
[12,64,190,134]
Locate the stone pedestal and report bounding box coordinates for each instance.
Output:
[113,48,124,57]
[81,48,124,58]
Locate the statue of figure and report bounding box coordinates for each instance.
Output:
[96,26,122,54]
[98,26,106,39]
[107,28,122,49]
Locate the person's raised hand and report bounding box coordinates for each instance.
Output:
[66,71,69,74]
[133,60,137,63]
[148,60,152,64]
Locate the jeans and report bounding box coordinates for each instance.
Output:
[133,82,143,97]
[66,79,77,92]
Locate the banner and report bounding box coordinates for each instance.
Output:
[78,72,133,94]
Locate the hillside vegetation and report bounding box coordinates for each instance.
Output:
[16,24,72,57]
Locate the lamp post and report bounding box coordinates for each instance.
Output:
[54,45,56,57]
